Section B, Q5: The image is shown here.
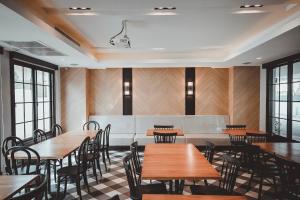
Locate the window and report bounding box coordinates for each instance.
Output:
[265,53,300,141]
[11,53,56,140]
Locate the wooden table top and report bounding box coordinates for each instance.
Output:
[13,130,97,160]
[254,142,300,164]
[143,195,247,200]
[223,129,267,136]
[141,144,220,181]
[0,175,38,200]
[146,128,184,136]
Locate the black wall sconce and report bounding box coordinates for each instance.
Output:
[185,68,195,115]
[123,68,132,115]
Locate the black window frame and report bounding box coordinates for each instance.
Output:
[264,52,300,141]
[10,52,58,141]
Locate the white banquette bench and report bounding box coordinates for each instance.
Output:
[89,115,230,147]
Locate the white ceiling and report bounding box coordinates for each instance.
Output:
[0,0,300,68]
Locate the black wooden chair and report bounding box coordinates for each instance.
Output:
[56,137,91,200]
[190,154,241,195]
[241,145,279,200]
[101,124,111,171]
[11,174,47,200]
[246,132,267,144]
[123,153,167,200]
[153,132,177,143]
[83,121,100,130]
[275,156,300,200]
[229,135,247,146]
[154,125,174,129]
[1,136,24,174]
[202,141,215,186]
[33,129,48,144]
[130,141,142,181]
[226,124,246,129]
[52,124,63,137]
[4,146,41,175]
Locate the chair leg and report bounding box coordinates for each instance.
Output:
[56,176,61,199]
[258,176,263,200]
[92,160,99,184]
[64,177,68,197]
[53,162,57,183]
[106,148,111,164]
[247,171,254,191]
[204,179,208,186]
[102,151,108,171]
[83,172,90,193]
[75,177,82,200]
[96,158,102,177]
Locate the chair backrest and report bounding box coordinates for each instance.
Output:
[204,141,215,163]
[130,141,142,174]
[229,135,246,145]
[11,174,47,200]
[226,125,246,130]
[275,156,300,198]
[1,136,24,158]
[123,153,141,200]
[33,129,48,144]
[153,132,177,143]
[94,130,103,152]
[219,154,241,194]
[76,137,90,173]
[103,124,111,147]
[7,146,41,175]
[154,125,174,129]
[83,121,100,130]
[52,124,63,136]
[246,132,267,144]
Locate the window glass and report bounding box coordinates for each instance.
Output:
[279,84,288,101]
[293,62,300,82]
[273,67,279,84]
[280,65,288,83]
[292,121,300,141]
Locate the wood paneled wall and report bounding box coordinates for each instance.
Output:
[60,68,88,131]
[196,68,229,115]
[229,66,260,129]
[132,68,185,115]
[88,69,122,115]
[59,67,261,129]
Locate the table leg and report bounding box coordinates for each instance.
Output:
[68,155,72,166]
[46,160,51,193]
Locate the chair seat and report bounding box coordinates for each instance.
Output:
[141,183,167,194]
[57,165,83,176]
[190,185,238,195]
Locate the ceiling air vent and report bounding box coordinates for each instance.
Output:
[1,41,66,56]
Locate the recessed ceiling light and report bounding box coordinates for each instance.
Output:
[233,10,266,14]
[256,57,262,60]
[152,48,165,50]
[242,62,252,65]
[69,7,91,10]
[146,12,177,16]
[154,7,176,10]
[66,12,98,16]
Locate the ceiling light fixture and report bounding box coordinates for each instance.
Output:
[240,0,263,8]
[69,7,91,10]
[154,7,176,10]
[256,57,262,60]
[66,12,98,16]
[110,20,131,48]
[146,12,177,16]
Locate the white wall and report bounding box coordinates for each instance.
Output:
[0,50,12,172]
[259,66,266,131]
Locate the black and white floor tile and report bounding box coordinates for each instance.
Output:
[51,150,277,200]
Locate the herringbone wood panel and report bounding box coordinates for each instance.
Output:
[88,69,123,115]
[196,68,229,115]
[229,66,260,129]
[132,68,185,115]
[60,68,88,131]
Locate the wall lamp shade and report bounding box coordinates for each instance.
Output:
[124,81,130,96]
[187,81,194,95]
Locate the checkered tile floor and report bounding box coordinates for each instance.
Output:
[51,150,277,200]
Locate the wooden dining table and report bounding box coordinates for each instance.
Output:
[142,144,220,193]
[0,175,38,200]
[223,129,267,136]
[12,130,97,194]
[143,194,247,200]
[254,142,300,164]
[146,128,184,136]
